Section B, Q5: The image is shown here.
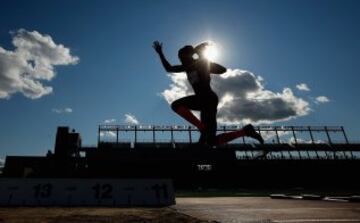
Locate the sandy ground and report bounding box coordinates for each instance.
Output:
[1,197,360,223]
[176,197,360,223]
[0,207,213,223]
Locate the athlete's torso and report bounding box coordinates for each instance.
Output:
[185,60,213,95]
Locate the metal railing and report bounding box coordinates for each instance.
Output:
[94,125,360,160]
[98,125,349,145]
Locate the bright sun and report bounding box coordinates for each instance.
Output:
[202,42,218,61]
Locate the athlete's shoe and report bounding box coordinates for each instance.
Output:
[243,124,264,144]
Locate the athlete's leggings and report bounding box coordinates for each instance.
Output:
[171,90,218,144]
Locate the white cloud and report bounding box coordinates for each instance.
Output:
[296,83,310,91]
[315,96,330,104]
[99,131,116,138]
[260,130,291,142]
[104,118,116,124]
[288,136,325,144]
[0,29,79,99]
[64,108,72,113]
[52,107,73,114]
[162,69,311,125]
[124,114,139,125]
[100,118,120,138]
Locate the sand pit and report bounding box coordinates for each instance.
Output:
[0,207,213,223]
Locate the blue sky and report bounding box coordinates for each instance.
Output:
[0,0,360,158]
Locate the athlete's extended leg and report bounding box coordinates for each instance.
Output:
[198,108,217,145]
[215,124,264,145]
[199,92,218,145]
[171,96,205,131]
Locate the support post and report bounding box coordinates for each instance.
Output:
[315,150,320,160]
[170,126,174,143]
[291,126,297,144]
[308,126,315,144]
[257,126,263,140]
[152,126,156,144]
[324,150,331,160]
[341,126,349,144]
[339,127,354,159]
[250,151,254,159]
[98,125,101,146]
[188,126,192,144]
[116,126,119,144]
[280,150,285,160]
[275,127,280,144]
[291,126,301,159]
[134,125,137,144]
[324,126,332,144]
[288,151,293,160]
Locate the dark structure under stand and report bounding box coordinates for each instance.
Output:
[3,125,360,189]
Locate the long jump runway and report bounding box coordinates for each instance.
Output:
[175,197,360,223]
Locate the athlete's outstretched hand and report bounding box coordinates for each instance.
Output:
[153,41,163,54]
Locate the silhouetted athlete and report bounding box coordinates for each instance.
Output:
[153,41,264,146]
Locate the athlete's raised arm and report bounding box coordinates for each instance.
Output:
[194,42,209,59]
[153,41,185,73]
[210,62,227,74]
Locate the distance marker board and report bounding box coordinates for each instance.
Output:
[0,178,175,206]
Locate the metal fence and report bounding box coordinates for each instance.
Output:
[98,125,349,145]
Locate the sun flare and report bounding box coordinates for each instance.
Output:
[202,42,218,61]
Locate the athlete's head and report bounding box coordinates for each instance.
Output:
[178,45,195,65]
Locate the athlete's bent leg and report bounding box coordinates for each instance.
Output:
[171,97,205,131]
